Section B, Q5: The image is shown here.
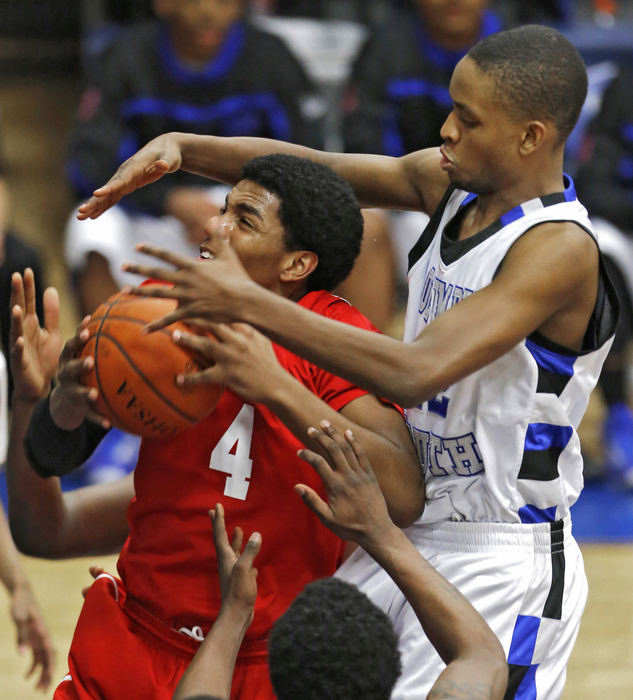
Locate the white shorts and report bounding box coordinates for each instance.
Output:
[336,517,587,700]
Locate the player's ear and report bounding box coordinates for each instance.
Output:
[279,250,318,284]
[519,120,547,156]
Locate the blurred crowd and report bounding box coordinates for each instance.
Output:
[0,0,633,689]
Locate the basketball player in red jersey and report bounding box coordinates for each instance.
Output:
[12,155,423,699]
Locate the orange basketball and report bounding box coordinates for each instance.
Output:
[80,291,222,438]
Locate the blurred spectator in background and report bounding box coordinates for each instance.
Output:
[337,0,503,328]
[575,66,633,488]
[66,0,320,318]
[342,0,502,157]
[0,142,45,403]
[498,0,575,27]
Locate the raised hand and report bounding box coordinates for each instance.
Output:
[77,134,182,220]
[122,228,255,330]
[9,269,62,402]
[210,504,260,619]
[10,580,56,691]
[295,422,393,548]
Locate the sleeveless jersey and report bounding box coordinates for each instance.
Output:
[116,290,383,642]
[403,176,619,525]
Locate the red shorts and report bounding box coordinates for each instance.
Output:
[53,574,275,700]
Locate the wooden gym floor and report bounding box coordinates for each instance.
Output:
[0,77,632,699]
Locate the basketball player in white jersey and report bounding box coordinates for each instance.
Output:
[77,25,617,700]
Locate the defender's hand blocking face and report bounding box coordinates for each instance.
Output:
[77,134,182,220]
[296,423,392,547]
[122,228,254,330]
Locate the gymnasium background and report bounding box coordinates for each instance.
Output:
[0,1,632,697]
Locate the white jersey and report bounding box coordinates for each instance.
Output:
[403,176,618,525]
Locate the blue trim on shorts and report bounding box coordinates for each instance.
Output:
[519,505,558,524]
[524,423,573,452]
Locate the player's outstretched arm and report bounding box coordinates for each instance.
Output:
[297,425,508,700]
[128,217,601,409]
[7,272,132,559]
[0,500,56,690]
[173,505,261,700]
[78,132,446,220]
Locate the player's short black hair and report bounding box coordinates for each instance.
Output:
[241,154,363,291]
[467,25,588,143]
[268,578,402,700]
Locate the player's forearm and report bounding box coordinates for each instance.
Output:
[176,133,320,185]
[265,376,423,527]
[365,524,506,678]
[239,288,439,407]
[7,398,127,559]
[172,604,252,700]
[175,133,426,210]
[6,397,69,558]
[428,660,508,700]
[0,500,28,593]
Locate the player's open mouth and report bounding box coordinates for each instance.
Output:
[199,249,215,260]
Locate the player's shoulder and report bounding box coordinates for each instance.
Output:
[299,290,377,331]
[517,219,598,262]
[500,219,599,292]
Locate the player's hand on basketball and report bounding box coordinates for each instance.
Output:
[77,134,182,220]
[173,322,283,404]
[296,423,393,548]
[49,324,111,431]
[10,580,56,690]
[9,269,62,402]
[210,504,261,622]
[122,227,255,329]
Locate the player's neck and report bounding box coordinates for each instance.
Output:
[459,170,566,241]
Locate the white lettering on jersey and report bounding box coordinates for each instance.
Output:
[209,404,255,500]
[418,266,474,324]
[409,424,484,477]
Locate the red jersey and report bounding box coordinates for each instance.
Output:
[117,290,382,642]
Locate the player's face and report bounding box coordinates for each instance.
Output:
[439,56,524,194]
[154,0,244,61]
[200,180,293,291]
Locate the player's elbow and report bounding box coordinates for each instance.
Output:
[473,636,508,700]
[9,514,58,559]
[388,481,425,528]
[9,519,41,558]
[487,649,510,700]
